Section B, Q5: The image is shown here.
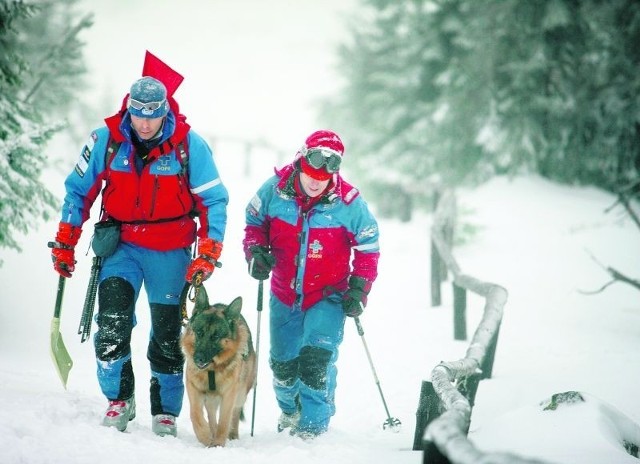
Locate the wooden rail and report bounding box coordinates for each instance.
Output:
[416,190,553,464]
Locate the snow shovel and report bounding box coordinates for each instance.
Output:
[51,275,73,389]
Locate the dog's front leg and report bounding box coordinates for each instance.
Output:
[212,386,239,447]
[188,385,214,447]
[229,406,242,440]
[205,395,220,444]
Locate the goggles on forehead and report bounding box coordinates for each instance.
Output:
[302,146,342,173]
[128,97,166,112]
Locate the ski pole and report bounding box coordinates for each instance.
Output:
[354,316,401,431]
[250,279,264,437]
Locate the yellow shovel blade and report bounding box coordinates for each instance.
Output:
[50,317,73,389]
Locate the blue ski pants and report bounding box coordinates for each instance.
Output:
[269,293,345,434]
[94,242,190,416]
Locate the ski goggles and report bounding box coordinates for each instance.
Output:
[302,146,342,173]
[128,97,166,112]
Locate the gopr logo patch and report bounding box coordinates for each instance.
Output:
[308,239,323,259]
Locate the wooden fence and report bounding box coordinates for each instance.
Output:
[414,190,552,464]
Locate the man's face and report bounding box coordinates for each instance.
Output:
[130,115,164,140]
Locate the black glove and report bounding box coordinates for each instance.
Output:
[342,276,371,317]
[248,245,276,281]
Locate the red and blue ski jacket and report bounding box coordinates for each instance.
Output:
[60,108,228,251]
[243,164,380,310]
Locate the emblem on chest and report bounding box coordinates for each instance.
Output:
[308,239,323,259]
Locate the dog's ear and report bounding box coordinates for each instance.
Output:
[225,296,243,320]
[193,285,211,314]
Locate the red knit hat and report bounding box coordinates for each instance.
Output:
[299,130,344,181]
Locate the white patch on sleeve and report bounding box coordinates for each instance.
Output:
[77,152,89,173]
[358,225,378,239]
[87,134,96,152]
[250,194,262,212]
[74,146,91,177]
[344,187,359,203]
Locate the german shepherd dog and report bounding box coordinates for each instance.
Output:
[181,288,257,447]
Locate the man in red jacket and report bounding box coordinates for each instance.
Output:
[243,130,380,438]
[50,54,228,437]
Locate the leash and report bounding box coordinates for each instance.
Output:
[180,272,204,324]
[180,253,223,323]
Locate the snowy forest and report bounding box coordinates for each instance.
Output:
[321,0,640,219]
[2,0,639,252]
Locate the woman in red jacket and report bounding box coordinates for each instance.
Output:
[243,130,380,438]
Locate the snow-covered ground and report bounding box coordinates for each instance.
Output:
[1,159,639,464]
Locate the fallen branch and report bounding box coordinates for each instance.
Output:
[604,266,640,291]
[578,279,617,295]
[618,194,640,230]
[579,249,640,294]
[605,181,640,229]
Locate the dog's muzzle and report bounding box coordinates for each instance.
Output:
[195,360,211,370]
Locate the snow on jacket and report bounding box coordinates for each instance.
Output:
[60,109,228,251]
[243,164,380,310]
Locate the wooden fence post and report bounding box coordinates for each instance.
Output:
[431,240,442,307]
[424,441,450,464]
[456,373,482,434]
[413,381,442,451]
[453,283,467,340]
[441,201,453,282]
[430,190,442,307]
[480,325,501,379]
[414,381,451,464]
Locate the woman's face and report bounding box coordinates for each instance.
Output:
[299,172,330,198]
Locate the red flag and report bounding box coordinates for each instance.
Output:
[142,51,184,97]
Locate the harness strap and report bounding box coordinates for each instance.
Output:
[100,138,123,218]
[176,140,189,176]
[104,136,189,173]
[106,138,121,164]
[120,213,194,225]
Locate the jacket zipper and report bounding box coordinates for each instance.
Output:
[293,209,309,305]
[149,175,159,218]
